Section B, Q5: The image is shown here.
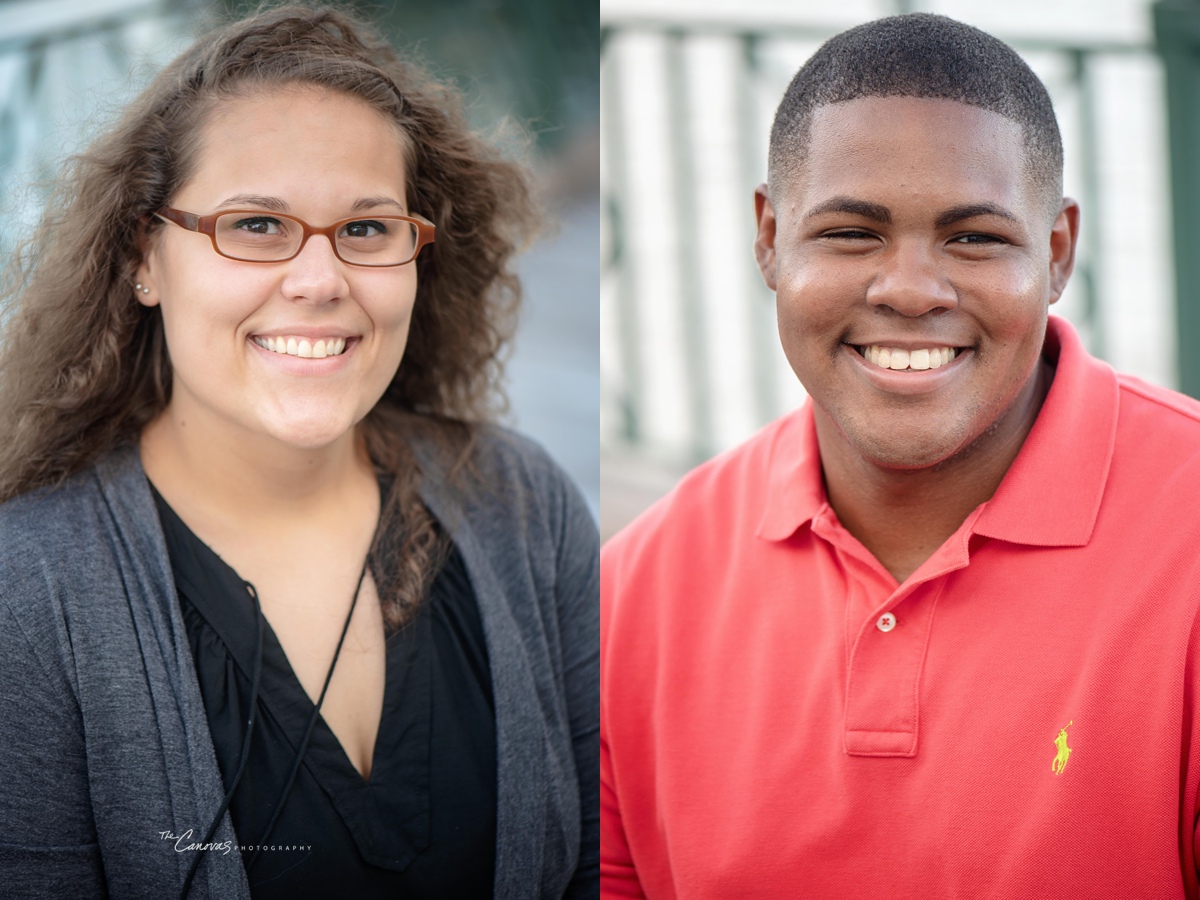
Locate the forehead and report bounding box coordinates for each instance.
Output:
[783,96,1033,217]
[180,86,410,207]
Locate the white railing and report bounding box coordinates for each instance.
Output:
[0,0,209,258]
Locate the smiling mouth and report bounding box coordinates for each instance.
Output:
[854,344,960,372]
[252,335,349,359]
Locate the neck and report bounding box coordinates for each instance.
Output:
[817,359,1052,585]
[139,401,376,531]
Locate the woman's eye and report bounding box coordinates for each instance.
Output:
[233,216,284,235]
[342,220,387,239]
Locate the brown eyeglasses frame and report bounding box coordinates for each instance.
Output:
[155,207,436,267]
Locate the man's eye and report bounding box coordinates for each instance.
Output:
[823,229,874,240]
[952,233,1003,245]
[342,220,388,239]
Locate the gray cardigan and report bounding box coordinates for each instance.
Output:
[0,430,598,899]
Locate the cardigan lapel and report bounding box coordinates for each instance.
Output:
[410,433,552,899]
[92,447,251,899]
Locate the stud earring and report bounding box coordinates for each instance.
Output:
[134,283,150,295]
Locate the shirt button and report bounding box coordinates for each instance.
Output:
[876,612,897,633]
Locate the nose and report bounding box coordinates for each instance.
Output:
[865,239,957,316]
[279,232,349,304]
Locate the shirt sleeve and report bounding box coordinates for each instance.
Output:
[1187,607,1200,895]
[0,598,107,897]
[598,536,648,900]
[554,474,601,900]
[600,723,646,898]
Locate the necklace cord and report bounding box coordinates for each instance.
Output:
[246,555,371,873]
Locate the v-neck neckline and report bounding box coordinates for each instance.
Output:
[149,479,432,794]
[146,469,500,889]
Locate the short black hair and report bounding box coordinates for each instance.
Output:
[768,13,1063,211]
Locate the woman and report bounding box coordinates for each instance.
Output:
[0,6,597,899]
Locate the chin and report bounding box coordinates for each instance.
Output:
[262,415,359,451]
[847,424,973,472]
[856,445,947,471]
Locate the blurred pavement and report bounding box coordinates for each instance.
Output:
[508,194,601,520]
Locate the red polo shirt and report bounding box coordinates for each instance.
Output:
[601,317,1200,899]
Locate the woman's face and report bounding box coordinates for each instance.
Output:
[137,86,417,452]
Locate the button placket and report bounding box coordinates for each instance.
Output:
[844,580,947,757]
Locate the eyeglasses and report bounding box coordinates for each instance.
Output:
[155,207,436,267]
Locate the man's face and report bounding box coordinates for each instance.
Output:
[755,96,1078,472]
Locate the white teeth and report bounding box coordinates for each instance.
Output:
[252,335,350,358]
[859,345,957,372]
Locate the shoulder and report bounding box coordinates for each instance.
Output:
[1106,373,1200,513]
[0,465,109,578]
[422,423,592,538]
[600,412,807,661]
[0,447,153,606]
[468,424,580,497]
[1116,372,1200,436]
[0,458,131,702]
[412,424,597,585]
[602,410,799,570]
[1111,373,1200,479]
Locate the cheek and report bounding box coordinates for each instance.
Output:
[364,279,419,357]
[385,275,419,329]
[975,266,1050,351]
[775,265,858,358]
[156,250,264,337]
[159,294,254,358]
[385,288,418,333]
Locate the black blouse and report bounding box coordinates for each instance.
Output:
[151,483,497,898]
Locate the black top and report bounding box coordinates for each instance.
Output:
[151,484,497,898]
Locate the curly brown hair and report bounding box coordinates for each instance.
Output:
[0,4,539,627]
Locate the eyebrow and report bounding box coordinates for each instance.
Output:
[214,194,407,214]
[804,196,891,224]
[349,196,406,213]
[933,202,1019,228]
[803,196,1021,229]
[216,194,289,212]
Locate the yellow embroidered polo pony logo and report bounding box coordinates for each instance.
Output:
[1052,721,1073,775]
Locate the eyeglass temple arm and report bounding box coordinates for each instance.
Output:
[155,208,201,231]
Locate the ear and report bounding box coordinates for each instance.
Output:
[1047,198,1080,306]
[754,183,778,291]
[135,229,162,309]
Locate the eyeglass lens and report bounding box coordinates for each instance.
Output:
[214,213,419,265]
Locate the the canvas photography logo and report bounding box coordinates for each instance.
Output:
[158,829,312,856]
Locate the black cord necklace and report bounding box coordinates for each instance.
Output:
[179,557,370,899]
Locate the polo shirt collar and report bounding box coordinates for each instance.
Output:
[972,316,1118,547]
[757,316,1118,548]
[756,404,827,541]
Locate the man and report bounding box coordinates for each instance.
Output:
[601,13,1200,898]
